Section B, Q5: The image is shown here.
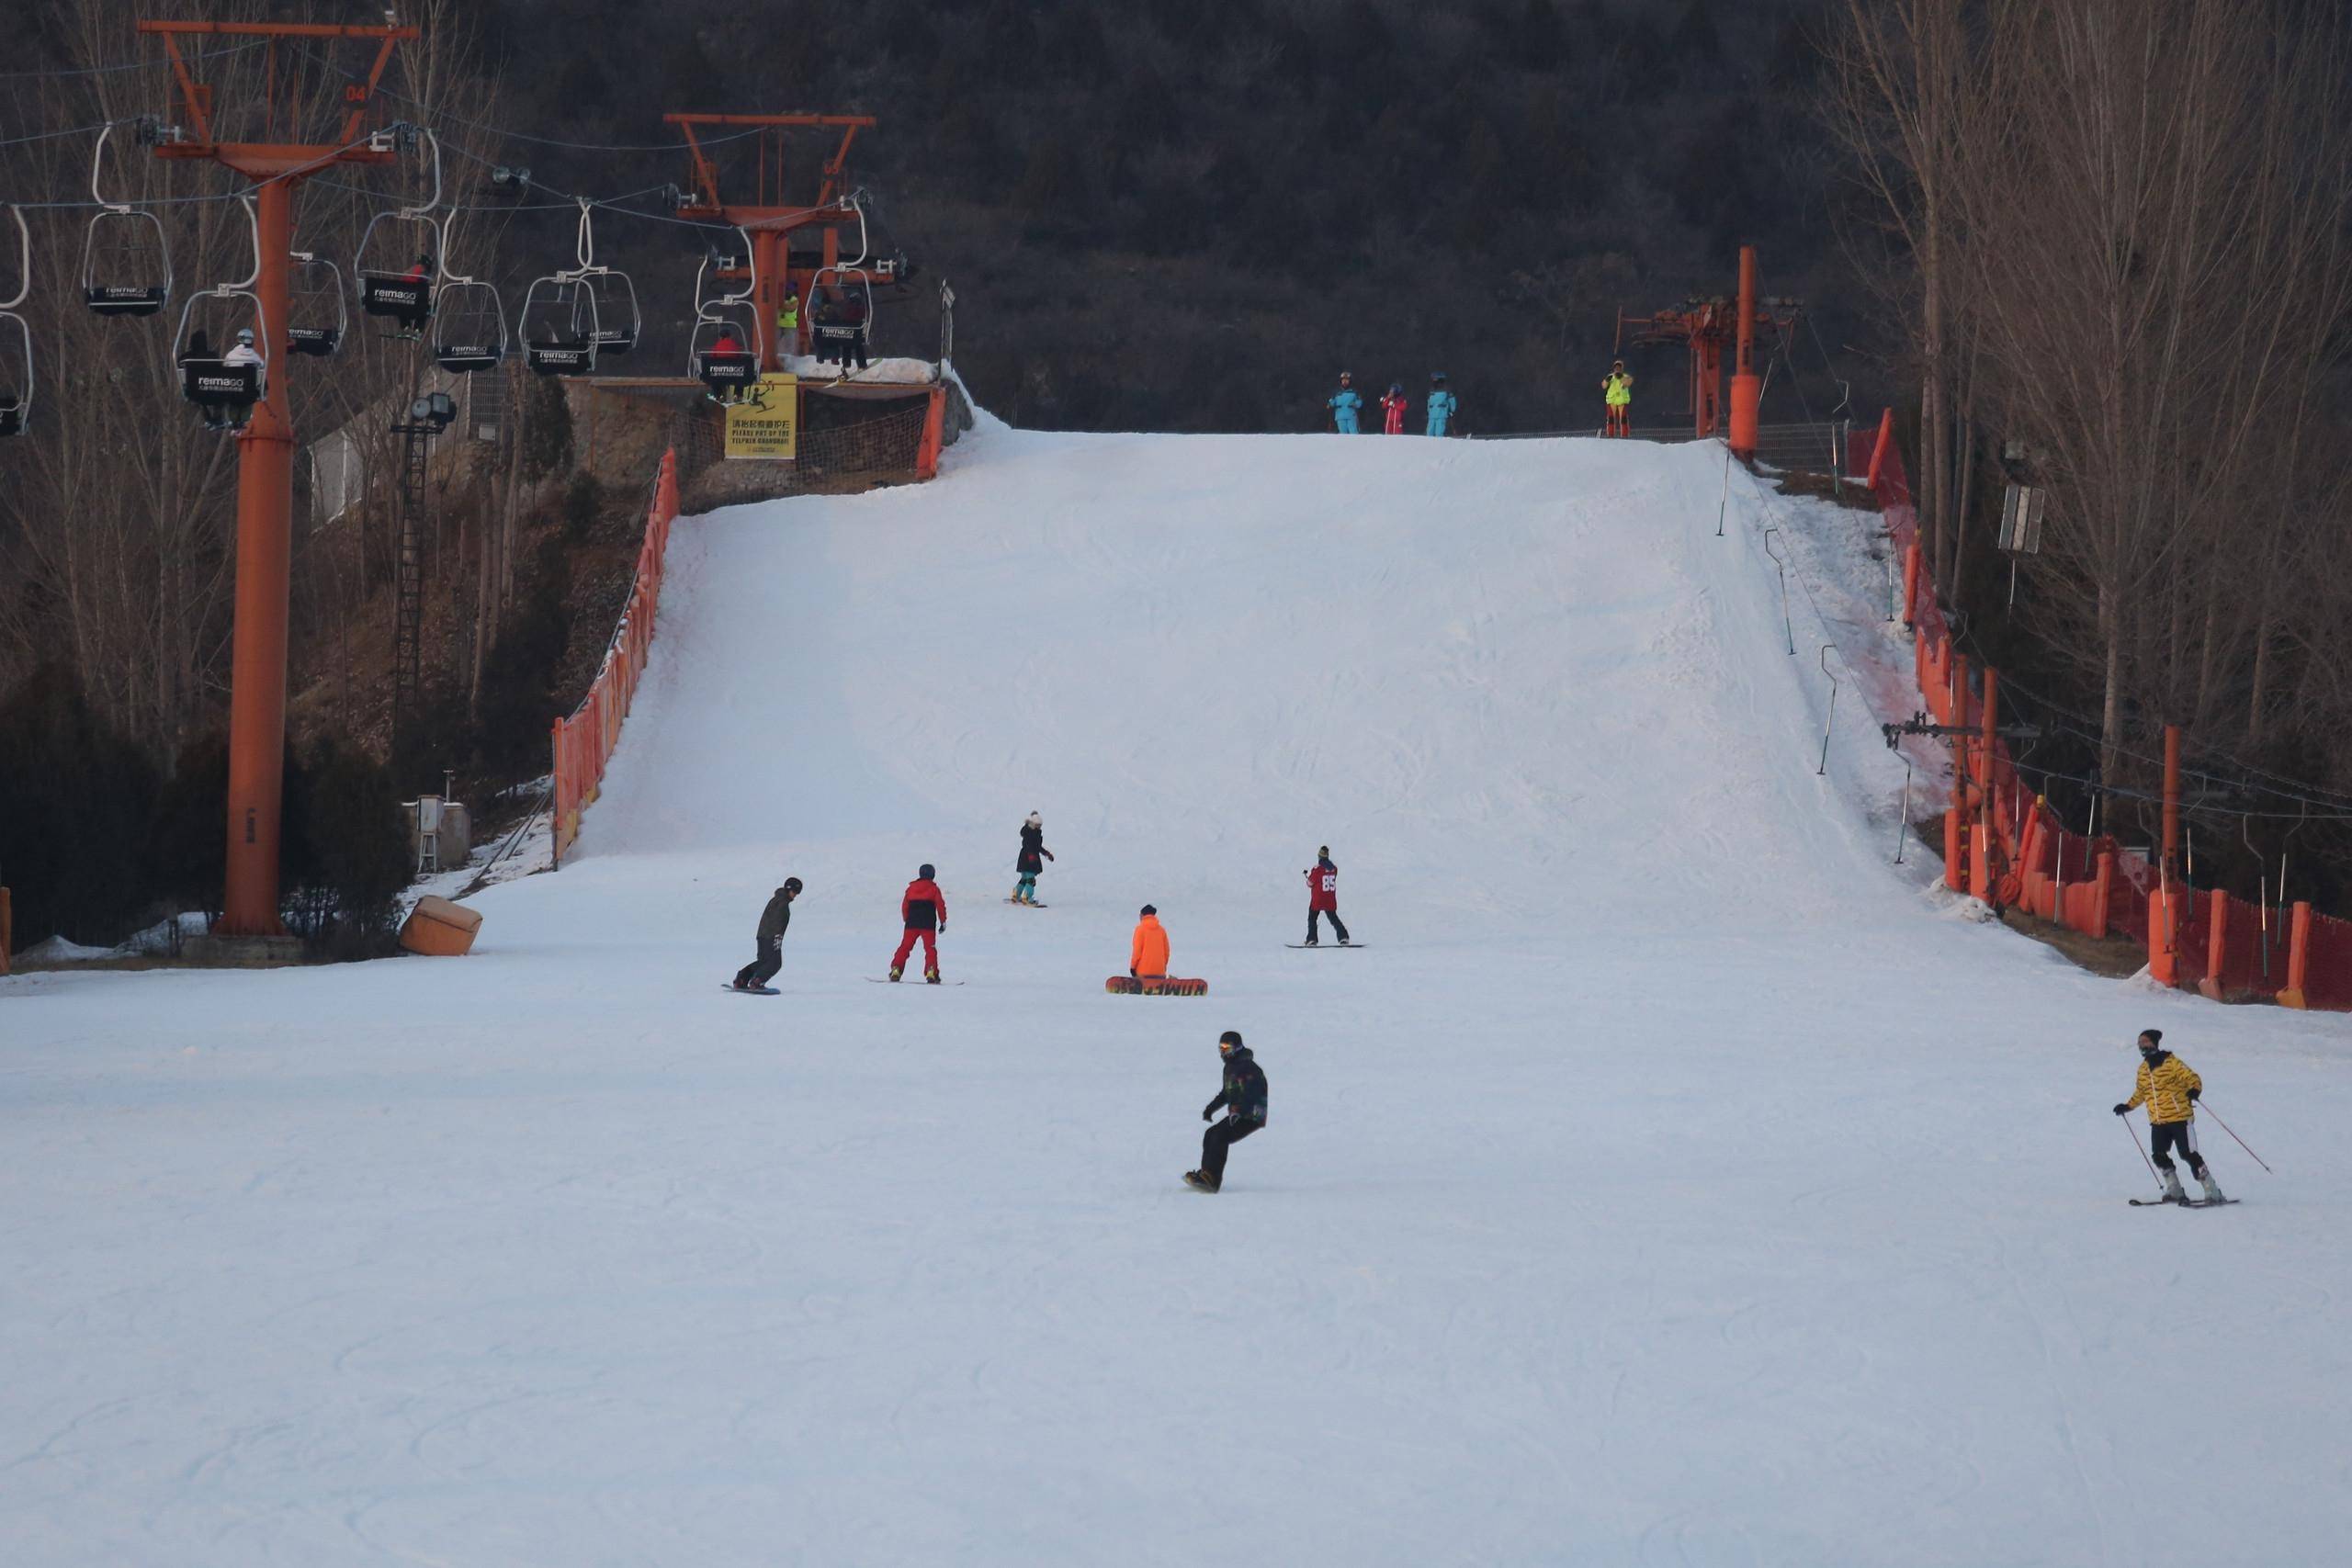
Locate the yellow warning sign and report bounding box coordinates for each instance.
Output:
[723,373,799,460]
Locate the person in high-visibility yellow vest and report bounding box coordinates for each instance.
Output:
[1603,360,1634,437]
[776,288,802,358]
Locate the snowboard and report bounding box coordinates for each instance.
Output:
[1285,942,1364,949]
[721,983,779,996]
[1106,976,1209,996]
[865,976,965,986]
[1003,899,1049,908]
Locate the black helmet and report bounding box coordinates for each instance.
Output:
[1218,1030,1244,1053]
[1430,371,1447,383]
[919,863,935,880]
[1141,904,1157,917]
[783,876,803,896]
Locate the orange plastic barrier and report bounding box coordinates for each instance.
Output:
[551,448,679,865]
[1850,415,2351,1010]
[400,895,483,956]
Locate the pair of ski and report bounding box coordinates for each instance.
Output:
[2128,1196,2241,1208]
[1285,942,1365,949]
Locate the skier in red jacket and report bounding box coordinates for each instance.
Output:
[890,863,947,982]
[1303,846,1351,946]
[1380,383,1408,435]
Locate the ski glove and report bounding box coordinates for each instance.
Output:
[2112,1102,2132,1116]
[2188,1087,2200,1101]
[1203,1101,1220,1122]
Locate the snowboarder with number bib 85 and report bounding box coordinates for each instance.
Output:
[890,863,947,983]
[1185,1031,1267,1193]
[729,876,802,991]
[1303,846,1350,946]
[2115,1028,2226,1205]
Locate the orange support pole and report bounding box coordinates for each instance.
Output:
[2198,890,2231,1001]
[2091,849,2114,941]
[2279,901,2312,1009]
[1865,407,1894,489]
[1971,668,1998,899]
[219,175,299,934]
[1901,543,1921,627]
[1728,244,1761,461]
[2149,724,2183,987]
[752,228,783,371]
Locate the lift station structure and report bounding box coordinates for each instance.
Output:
[1616,245,1799,459]
[665,113,902,372]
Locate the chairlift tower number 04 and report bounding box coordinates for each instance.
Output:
[139,18,417,937]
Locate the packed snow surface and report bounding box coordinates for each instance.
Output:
[6,422,2350,1566]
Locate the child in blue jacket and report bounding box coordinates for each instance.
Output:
[1328,371,1362,434]
[1426,372,1458,436]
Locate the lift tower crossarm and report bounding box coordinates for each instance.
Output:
[139,21,414,160]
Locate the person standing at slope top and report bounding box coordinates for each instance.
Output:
[1380,381,1408,435]
[730,877,803,991]
[1303,845,1351,946]
[1186,1031,1269,1193]
[890,863,947,983]
[2114,1028,2226,1205]
[1131,903,1170,980]
[1013,812,1055,905]
[1425,372,1457,437]
[1328,371,1363,434]
[1602,359,1634,437]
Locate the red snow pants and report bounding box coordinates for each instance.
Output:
[891,928,939,976]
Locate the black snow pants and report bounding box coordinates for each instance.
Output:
[2150,1120,2209,1176]
[734,933,783,989]
[1202,1116,1260,1183]
[1308,907,1350,943]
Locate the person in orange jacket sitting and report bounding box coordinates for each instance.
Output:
[1130,904,1170,979]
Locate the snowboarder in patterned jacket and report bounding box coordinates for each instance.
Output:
[1012,812,1054,905]
[1328,372,1362,434]
[1303,846,1351,946]
[1186,1031,1268,1193]
[731,877,802,990]
[890,864,947,983]
[2114,1028,2225,1204]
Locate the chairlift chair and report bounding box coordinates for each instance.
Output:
[808,267,875,368]
[521,273,598,376]
[585,269,639,355]
[429,278,508,374]
[79,127,172,319]
[173,288,270,428]
[355,130,445,333]
[1,206,30,437]
[286,251,348,357]
[690,311,759,398]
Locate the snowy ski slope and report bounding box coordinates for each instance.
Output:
[6,418,2351,1566]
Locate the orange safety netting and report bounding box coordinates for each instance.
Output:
[1848,419,2350,1012]
[551,448,679,864]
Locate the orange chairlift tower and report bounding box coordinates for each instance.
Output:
[139,18,415,936]
[665,113,894,371]
[1614,244,1798,457]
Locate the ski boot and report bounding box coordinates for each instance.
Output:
[2198,1169,2227,1205]
[2160,1167,2187,1203]
[925,970,942,985]
[888,966,903,982]
[1182,1169,1219,1193]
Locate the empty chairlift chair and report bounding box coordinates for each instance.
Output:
[521,273,597,376]
[79,126,171,319]
[430,278,508,375]
[285,251,348,357]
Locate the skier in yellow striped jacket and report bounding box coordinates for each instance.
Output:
[2114,1029,2226,1204]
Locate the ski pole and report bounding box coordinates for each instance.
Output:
[2120,1111,2163,1190]
[2196,1101,2273,1175]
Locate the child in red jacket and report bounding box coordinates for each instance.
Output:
[890,863,947,982]
[1380,383,1408,434]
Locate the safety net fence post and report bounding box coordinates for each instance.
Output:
[550,447,680,866]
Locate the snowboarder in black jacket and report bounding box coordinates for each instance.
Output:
[1186,1031,1268,1192]
[730,877,802,990]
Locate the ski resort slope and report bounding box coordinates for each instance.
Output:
[7,422,2352,1567]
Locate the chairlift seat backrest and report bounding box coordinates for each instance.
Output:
[526,340,595,376]
[179,357,262,406]
[431,279,507,374]
[698,352,757,389]
[360,271,433,319]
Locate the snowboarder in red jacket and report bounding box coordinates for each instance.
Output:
[1304,846,1351,945]
[890,863,947,982]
